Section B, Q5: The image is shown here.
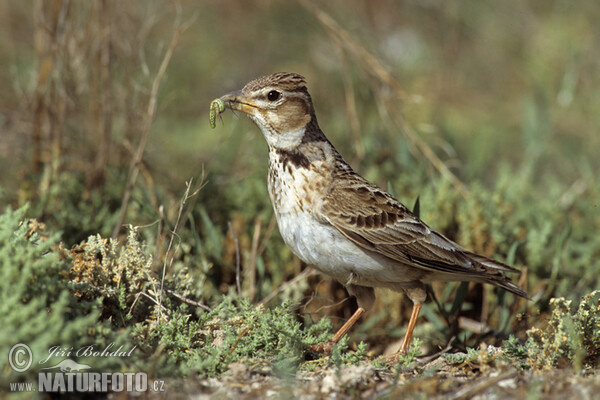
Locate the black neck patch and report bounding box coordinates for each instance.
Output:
[301,118,328,144]
[275,147,310,172]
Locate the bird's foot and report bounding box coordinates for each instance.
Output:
[308,340,337,355]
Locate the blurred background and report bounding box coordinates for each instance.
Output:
[1,0,599,355]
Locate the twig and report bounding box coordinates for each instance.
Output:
[337,47,364,162]
[257,215,277,256]
[228,221,242,298]
[246,218,262,299]
[90,0,113,187]
[451,370,516,400]
[260,268,318,305]
[153,204,165,272]
[416,337,456,364]
[140,291,169,314]
[296,0,408,101]
[112,11,195,237]
[458,316,490,334]
[128,291,143,316]
[158,179,200,322]
[226,326,251,358]
[312,296,351,314]
[297,0,469,199]
[393,108,470,198]
[166,289,212,312]
[559,178,587,209]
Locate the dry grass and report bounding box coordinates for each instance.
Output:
[1,0,599,397]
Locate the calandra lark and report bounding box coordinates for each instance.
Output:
[211,72,527,360]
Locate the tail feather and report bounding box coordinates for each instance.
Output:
[485,275,529,299]
[466,251,520,274]
[467,252,529,299]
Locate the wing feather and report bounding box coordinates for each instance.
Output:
[320,176,527,298]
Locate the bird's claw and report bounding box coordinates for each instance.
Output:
[308,340,337,354]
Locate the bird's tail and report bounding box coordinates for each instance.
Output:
[484,275,529,299]
[465,251,529,299]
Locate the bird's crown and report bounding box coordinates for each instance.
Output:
[242,72,307,93]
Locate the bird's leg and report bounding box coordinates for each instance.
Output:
[308,307,365,354]
[397,302,422,354]
[375,302,423,365]
[377,285,426,364]
[309,284,374,354]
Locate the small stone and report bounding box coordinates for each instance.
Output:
[321,372,337,394]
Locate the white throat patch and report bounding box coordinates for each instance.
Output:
[258,123,306,150]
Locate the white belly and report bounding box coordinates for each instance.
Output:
[279,211,363,277]
[267,151,414,288]
[275,209,419,288]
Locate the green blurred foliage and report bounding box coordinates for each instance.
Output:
[503,290,600,370]
[0,0,599,383]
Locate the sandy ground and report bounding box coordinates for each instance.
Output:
[125,350,600,400]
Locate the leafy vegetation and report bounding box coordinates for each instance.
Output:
[0,206,134,387]
[0,208,370,384]
[1,0,599,397]
[503,291,600,370]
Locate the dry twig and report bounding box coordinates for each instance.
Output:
[166,289,212,312]
[296,0,469,198]
[112,11,196,237]
[228,221,242,298]
[451,370,516,400]
[260,268,318,305]
[157,178,201,321]
[246,218,262,299]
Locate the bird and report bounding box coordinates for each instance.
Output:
[212,72,528,361]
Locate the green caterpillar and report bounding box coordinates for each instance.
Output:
[209,98,225,128]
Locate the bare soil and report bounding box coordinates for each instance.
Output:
[130,350,600,400]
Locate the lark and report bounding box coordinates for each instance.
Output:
[212,72,527,360]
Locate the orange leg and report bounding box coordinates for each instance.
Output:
[309,307,365,354]
[375,302,423,364]
[397,302,422,354]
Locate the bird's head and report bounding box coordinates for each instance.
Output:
[217,72,318,150]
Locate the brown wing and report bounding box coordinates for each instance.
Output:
[320,177,528,298]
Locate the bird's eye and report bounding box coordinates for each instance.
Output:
[267,90,281,102]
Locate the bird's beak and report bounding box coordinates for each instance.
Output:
[219,90,257,115]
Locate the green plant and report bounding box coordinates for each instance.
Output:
[67,225,188,326]
[526,291,600,369]
[0,205,134,387]
[138,298,329,377]
[330,336,369,368]
[394,337,423,370]
[502,291,600,370]
[441,347,483,365]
